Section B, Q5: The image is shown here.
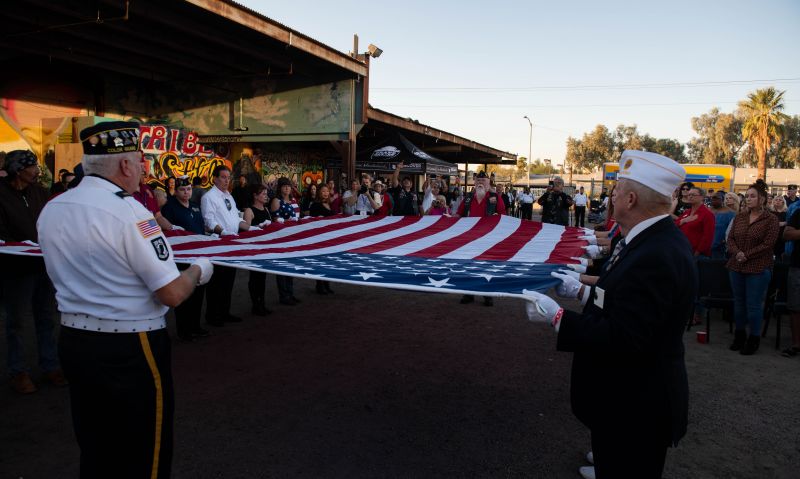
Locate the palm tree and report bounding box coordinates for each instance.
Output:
[738,87,789,180]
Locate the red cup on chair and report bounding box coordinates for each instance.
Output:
[696,331,708,344]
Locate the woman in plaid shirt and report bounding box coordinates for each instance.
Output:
[726,179,780,355]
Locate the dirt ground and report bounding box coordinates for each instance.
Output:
[1,269,799,479]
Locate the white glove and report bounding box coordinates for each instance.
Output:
[553,271,591,305]
[248,225,261,231]
[557,268,581,281]
[583,245,602,259]
[579,235,597,245]
[566,263,587,273]
[257,220,271,228]
[276,217,285,224]
[582,228,595,236]
[193,258,214,286]
[170,225,185,231]
[551,271,583,299]
[290,216,299,222]
[521,289,564,331]
[220,229,236,236]
[570,256,589,266]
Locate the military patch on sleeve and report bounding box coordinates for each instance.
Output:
[150,237,170,261]
[137,218,161,238]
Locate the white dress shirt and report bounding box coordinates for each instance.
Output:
[201,185,242,234]
[37,176,179,328]
[356,190,381,214]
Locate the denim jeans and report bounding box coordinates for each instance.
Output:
[728,268,772,335]
[694,255,710,318]
[3,271,60,375]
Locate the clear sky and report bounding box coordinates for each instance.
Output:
[241,0,800,166]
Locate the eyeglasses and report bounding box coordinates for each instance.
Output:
[680,187,691,191]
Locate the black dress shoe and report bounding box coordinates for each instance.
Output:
[483,297,494,307]
[207,319,225,327]
[460,295,474,304]
[177,334,196,343]
[324,284,334,294]
[316,284,328,295]
[290,296,302,304]
[225,314,243,323]
[279,297,296,306]
[191,327,210,338]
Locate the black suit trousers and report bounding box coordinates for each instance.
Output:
[591,426,667,479]
[59,327,174,479]
[205,265,236,321]
[575,205,586,227]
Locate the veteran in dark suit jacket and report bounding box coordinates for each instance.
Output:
[526,150,695,479]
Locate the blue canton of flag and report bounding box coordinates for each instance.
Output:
[221,253,562,297]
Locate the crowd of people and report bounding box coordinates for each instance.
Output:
[3,131,799,479]
[3,150,797,352]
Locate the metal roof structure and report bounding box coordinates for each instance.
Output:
[365,107,517,165]
[0,0,514,168]
[0,0,367,88]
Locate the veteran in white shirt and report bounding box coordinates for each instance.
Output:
[573,186,588,227]
[200,165,250,326]
[37,121,212,479]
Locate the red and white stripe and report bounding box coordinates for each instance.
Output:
[167,216,587,264]
[0,216,588,264]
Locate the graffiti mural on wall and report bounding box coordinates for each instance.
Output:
[140,125,231,189]
[258,148,325,193]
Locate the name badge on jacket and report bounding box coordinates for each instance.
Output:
[594,287,606,309]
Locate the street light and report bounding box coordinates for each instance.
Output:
[523,116,532,188]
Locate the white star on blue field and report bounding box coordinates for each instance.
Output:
[224,253,562,295]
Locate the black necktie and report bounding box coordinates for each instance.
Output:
[604,238,627,273]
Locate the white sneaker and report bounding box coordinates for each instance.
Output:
[578,466,596,479]
[586,451,594,464]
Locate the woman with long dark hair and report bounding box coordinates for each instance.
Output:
[726,179,780,355]
[672,181,694,217]
[310,184,336,294]
[164,176,177,198]
[300,183,318,217]
[243,183,273,316]
[270,177,301,305]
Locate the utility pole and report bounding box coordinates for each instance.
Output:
[523,116,532,188]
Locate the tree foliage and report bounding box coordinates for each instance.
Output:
[687,108,743,165]
[738,87,789,180]
[512,156,556,179]
[774,115,800,169]
[565,124,685,172]
[562,87,796,177]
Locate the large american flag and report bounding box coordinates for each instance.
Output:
[1,216,589,298]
